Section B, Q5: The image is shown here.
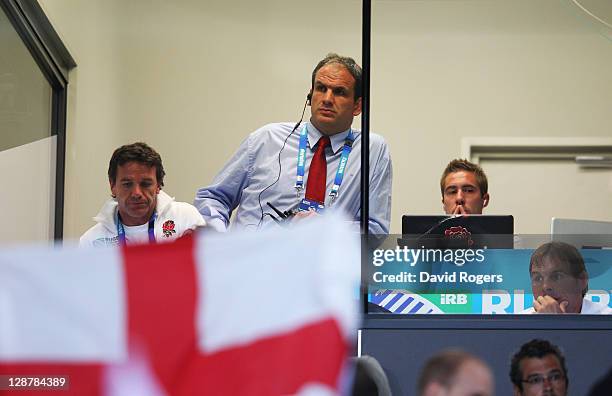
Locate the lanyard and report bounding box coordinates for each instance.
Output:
[295,124,355,201]
[116,212,157,246]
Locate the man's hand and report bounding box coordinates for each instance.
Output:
[291,210,319,223]
[452,205,466,215]
[533,295,569,313]
[176,228,195,240]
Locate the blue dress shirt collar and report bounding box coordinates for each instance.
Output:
[306,122,355,154]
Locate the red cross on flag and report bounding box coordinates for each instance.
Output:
[0,216,360,395]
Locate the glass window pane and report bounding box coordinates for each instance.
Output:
[0,9,52,152]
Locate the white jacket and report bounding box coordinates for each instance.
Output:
[80,190,206,247]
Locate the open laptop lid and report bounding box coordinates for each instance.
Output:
[551,218,612,249]
[400,215,514,248]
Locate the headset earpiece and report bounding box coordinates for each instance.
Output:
[306,92,312,105]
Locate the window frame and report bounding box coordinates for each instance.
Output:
[1,0,76,240]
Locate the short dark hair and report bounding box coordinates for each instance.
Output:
[311,53,362,100]
[530,241,588,297]
[417,349,483,396]
[510,339,568,393]
[440,159,488,197]
[108,142,165,187]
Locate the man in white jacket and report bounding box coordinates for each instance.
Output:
[80,142,205,247]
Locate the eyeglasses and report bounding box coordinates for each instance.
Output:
[522,372,565,386]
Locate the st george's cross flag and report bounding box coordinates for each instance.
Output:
[0,215,360,395]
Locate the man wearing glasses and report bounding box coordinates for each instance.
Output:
[524,241,612,314]
[510,339,568,396]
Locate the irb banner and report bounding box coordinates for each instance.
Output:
[0,216,360,395]
[368,247,612,314]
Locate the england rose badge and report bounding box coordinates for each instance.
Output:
[162,220,176,238]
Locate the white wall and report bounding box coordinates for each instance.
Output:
[0,137,55,244]
[371,0,612,229]
[37,0,612,237]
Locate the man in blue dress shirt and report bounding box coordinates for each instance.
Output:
[195,53,392,233]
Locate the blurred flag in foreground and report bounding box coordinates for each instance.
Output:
[0,216,360,395]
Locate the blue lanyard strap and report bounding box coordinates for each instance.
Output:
[294,124,355,200]
[295,125,309,191]
[116,212,157,246]
[330,135,354,199]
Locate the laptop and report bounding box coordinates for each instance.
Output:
[399,215,514,248]
[551,218,612,249]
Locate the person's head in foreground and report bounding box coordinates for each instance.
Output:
[351,355,391,396]
[510,339,568,396]
[440,159,489,215]
[529,241,588,314]
[418,349,494,396]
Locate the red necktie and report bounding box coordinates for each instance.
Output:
[305,136,331,204]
